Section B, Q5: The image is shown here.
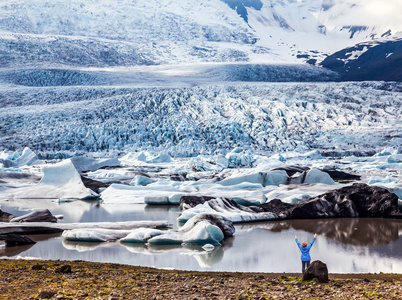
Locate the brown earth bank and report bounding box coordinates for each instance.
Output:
[0,259,401,299]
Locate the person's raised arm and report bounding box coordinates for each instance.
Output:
[309,234,317,247]
[295,236,302,250]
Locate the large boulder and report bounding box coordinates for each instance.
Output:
[303,260,328,283]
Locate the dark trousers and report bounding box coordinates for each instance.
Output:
[302,261,310,274]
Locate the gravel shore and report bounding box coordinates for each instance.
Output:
[0,259,401,299]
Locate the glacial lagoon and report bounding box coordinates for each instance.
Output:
[1,201,401,274]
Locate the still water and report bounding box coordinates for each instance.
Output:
[1,200,402,274]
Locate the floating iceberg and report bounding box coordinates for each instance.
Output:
[147,153,172,163]
[63,214,232,245]
[9,159,99,200]
[101,183,180,204]
[226,148,254,168]
[178,198,277,223]
[303,169,336,185]
[1,147,38,168]
[266,183,341,203]
[386,154,402,164]
[218,170,288,187]
[186,155,228,172]
[70,156,120,172]
[62,228,132,242]
[120,152,148,164]
[120,228,165,243]
[368,178,402,199]
[130,175,156,186]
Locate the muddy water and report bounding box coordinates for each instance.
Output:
[1,201,401,273]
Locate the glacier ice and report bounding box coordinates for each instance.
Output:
[130,175,156,186]
[1,147,39,168]
[62,228,133,242]
[178,198,278,223]
[70,156,120,172]
[120,228,166,243]
[303,169,336,185]
[6,159,98,200]
[1,82,400,157]
[64,214,230,245]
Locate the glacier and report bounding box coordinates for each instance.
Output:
[1,81,401,157]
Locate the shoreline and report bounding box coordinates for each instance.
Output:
[1,259,401,299]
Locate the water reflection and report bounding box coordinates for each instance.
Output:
[1,199,401,273]
[63,240,115,252]
[239,218,402,246]
[0,243,35,257]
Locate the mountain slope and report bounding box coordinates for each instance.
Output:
[321,34,402,81]
[0,0,401,67]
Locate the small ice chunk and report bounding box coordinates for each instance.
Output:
[304,169,336,185]
[387,154,402,164]
[130,175,156,186]
[147,154,172,163]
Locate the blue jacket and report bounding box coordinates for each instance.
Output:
[296,237,316,262]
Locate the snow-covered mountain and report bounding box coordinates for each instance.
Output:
[321,33,402,81]
[0,0,400,67]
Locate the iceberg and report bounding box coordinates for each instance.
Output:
[303,169,336,185]
[226,148,254,168]
[62,228,132,242]
[120,228,165,243]
[130,175,156,186]
[1,147,38,168]
[120,151,148,164]
[101,183,180,204]
[70,156,120,172]
[63,214,231,245]
[386,154,402,164]
[218,170,288,187]
[368,179,402,200]
[147,154,172,163]
[178,198,277,223]
[266,183,341,203]
[9,159,99,200]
